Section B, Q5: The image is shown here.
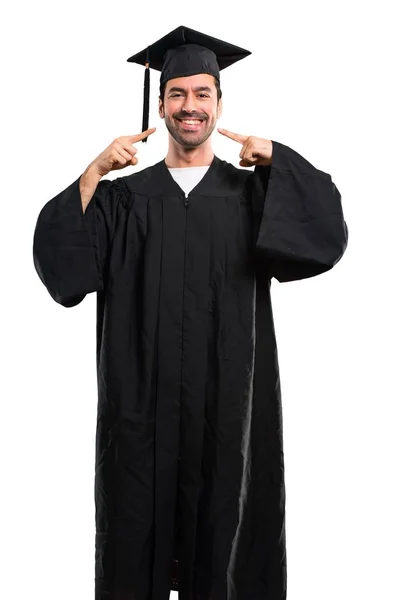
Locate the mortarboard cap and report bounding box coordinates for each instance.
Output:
[127,26,251,141]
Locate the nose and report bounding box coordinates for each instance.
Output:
[182,93,197,113]
[182,104,196,113]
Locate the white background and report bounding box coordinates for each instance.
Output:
[1,1,399,599]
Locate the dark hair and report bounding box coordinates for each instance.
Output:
[159,76,222,102]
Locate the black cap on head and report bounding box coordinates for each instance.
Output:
[127,26,251,141]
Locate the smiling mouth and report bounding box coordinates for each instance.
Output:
[176,118,204,124]
[175,118,206,132]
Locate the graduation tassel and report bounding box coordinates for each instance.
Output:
[141,49,150,142]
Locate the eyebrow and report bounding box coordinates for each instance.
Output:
[168,86,213,94]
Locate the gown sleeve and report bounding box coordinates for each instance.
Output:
[251,140,349,283]
[33,175,128,307]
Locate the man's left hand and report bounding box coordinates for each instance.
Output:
[217,128,273,167]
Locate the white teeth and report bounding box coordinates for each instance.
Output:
[180,119,202,124]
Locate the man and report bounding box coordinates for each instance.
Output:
[33,26,348,600]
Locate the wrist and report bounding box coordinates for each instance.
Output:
[80,164,102,213]
[82,163,103,185]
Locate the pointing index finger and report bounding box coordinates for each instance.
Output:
[130,127,157,143]
[217,128,248,145]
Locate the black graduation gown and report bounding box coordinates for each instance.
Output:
[33,140,348,600]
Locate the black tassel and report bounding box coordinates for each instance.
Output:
[141,50,150,142]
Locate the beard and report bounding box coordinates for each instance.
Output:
[164,111,216,148]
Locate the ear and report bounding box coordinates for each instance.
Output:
[158,98,164,119]
[217,98,223,119]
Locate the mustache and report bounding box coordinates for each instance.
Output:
[173,112,208,121]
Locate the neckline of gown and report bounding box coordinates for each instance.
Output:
[159,154,221,197]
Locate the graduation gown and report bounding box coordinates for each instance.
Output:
[33,140,348,600]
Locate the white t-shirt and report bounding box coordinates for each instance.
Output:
[168,166,210,197]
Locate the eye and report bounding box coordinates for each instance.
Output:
[170,93,182,98]
[198,94,210,98]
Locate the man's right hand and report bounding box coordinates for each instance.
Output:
[89,128,157,177]
[79,128,156,213]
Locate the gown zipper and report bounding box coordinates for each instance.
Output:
[180,193,188,461]
[173,192,188,588]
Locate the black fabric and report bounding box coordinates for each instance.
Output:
[160,43,220,86]
[33,141,348,600]
[126,25,251,81]
[142,65,150,136]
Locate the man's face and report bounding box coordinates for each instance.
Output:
[159,73,222,148]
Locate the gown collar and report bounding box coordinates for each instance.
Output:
[122,153,251,198]
[155,154,222,197]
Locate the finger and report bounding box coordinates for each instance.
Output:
[240,139,253,160]
[217,128,248,145]
[240,157,257,166]
[239,141,249,160]
[241,149,257,163]
[239,159,254,167]
[129,127,157,143]
[111,150,134,168]
[118,148,134,162]
[240,136,257,159]
[124,155,138,166]
[120,144,138,157]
